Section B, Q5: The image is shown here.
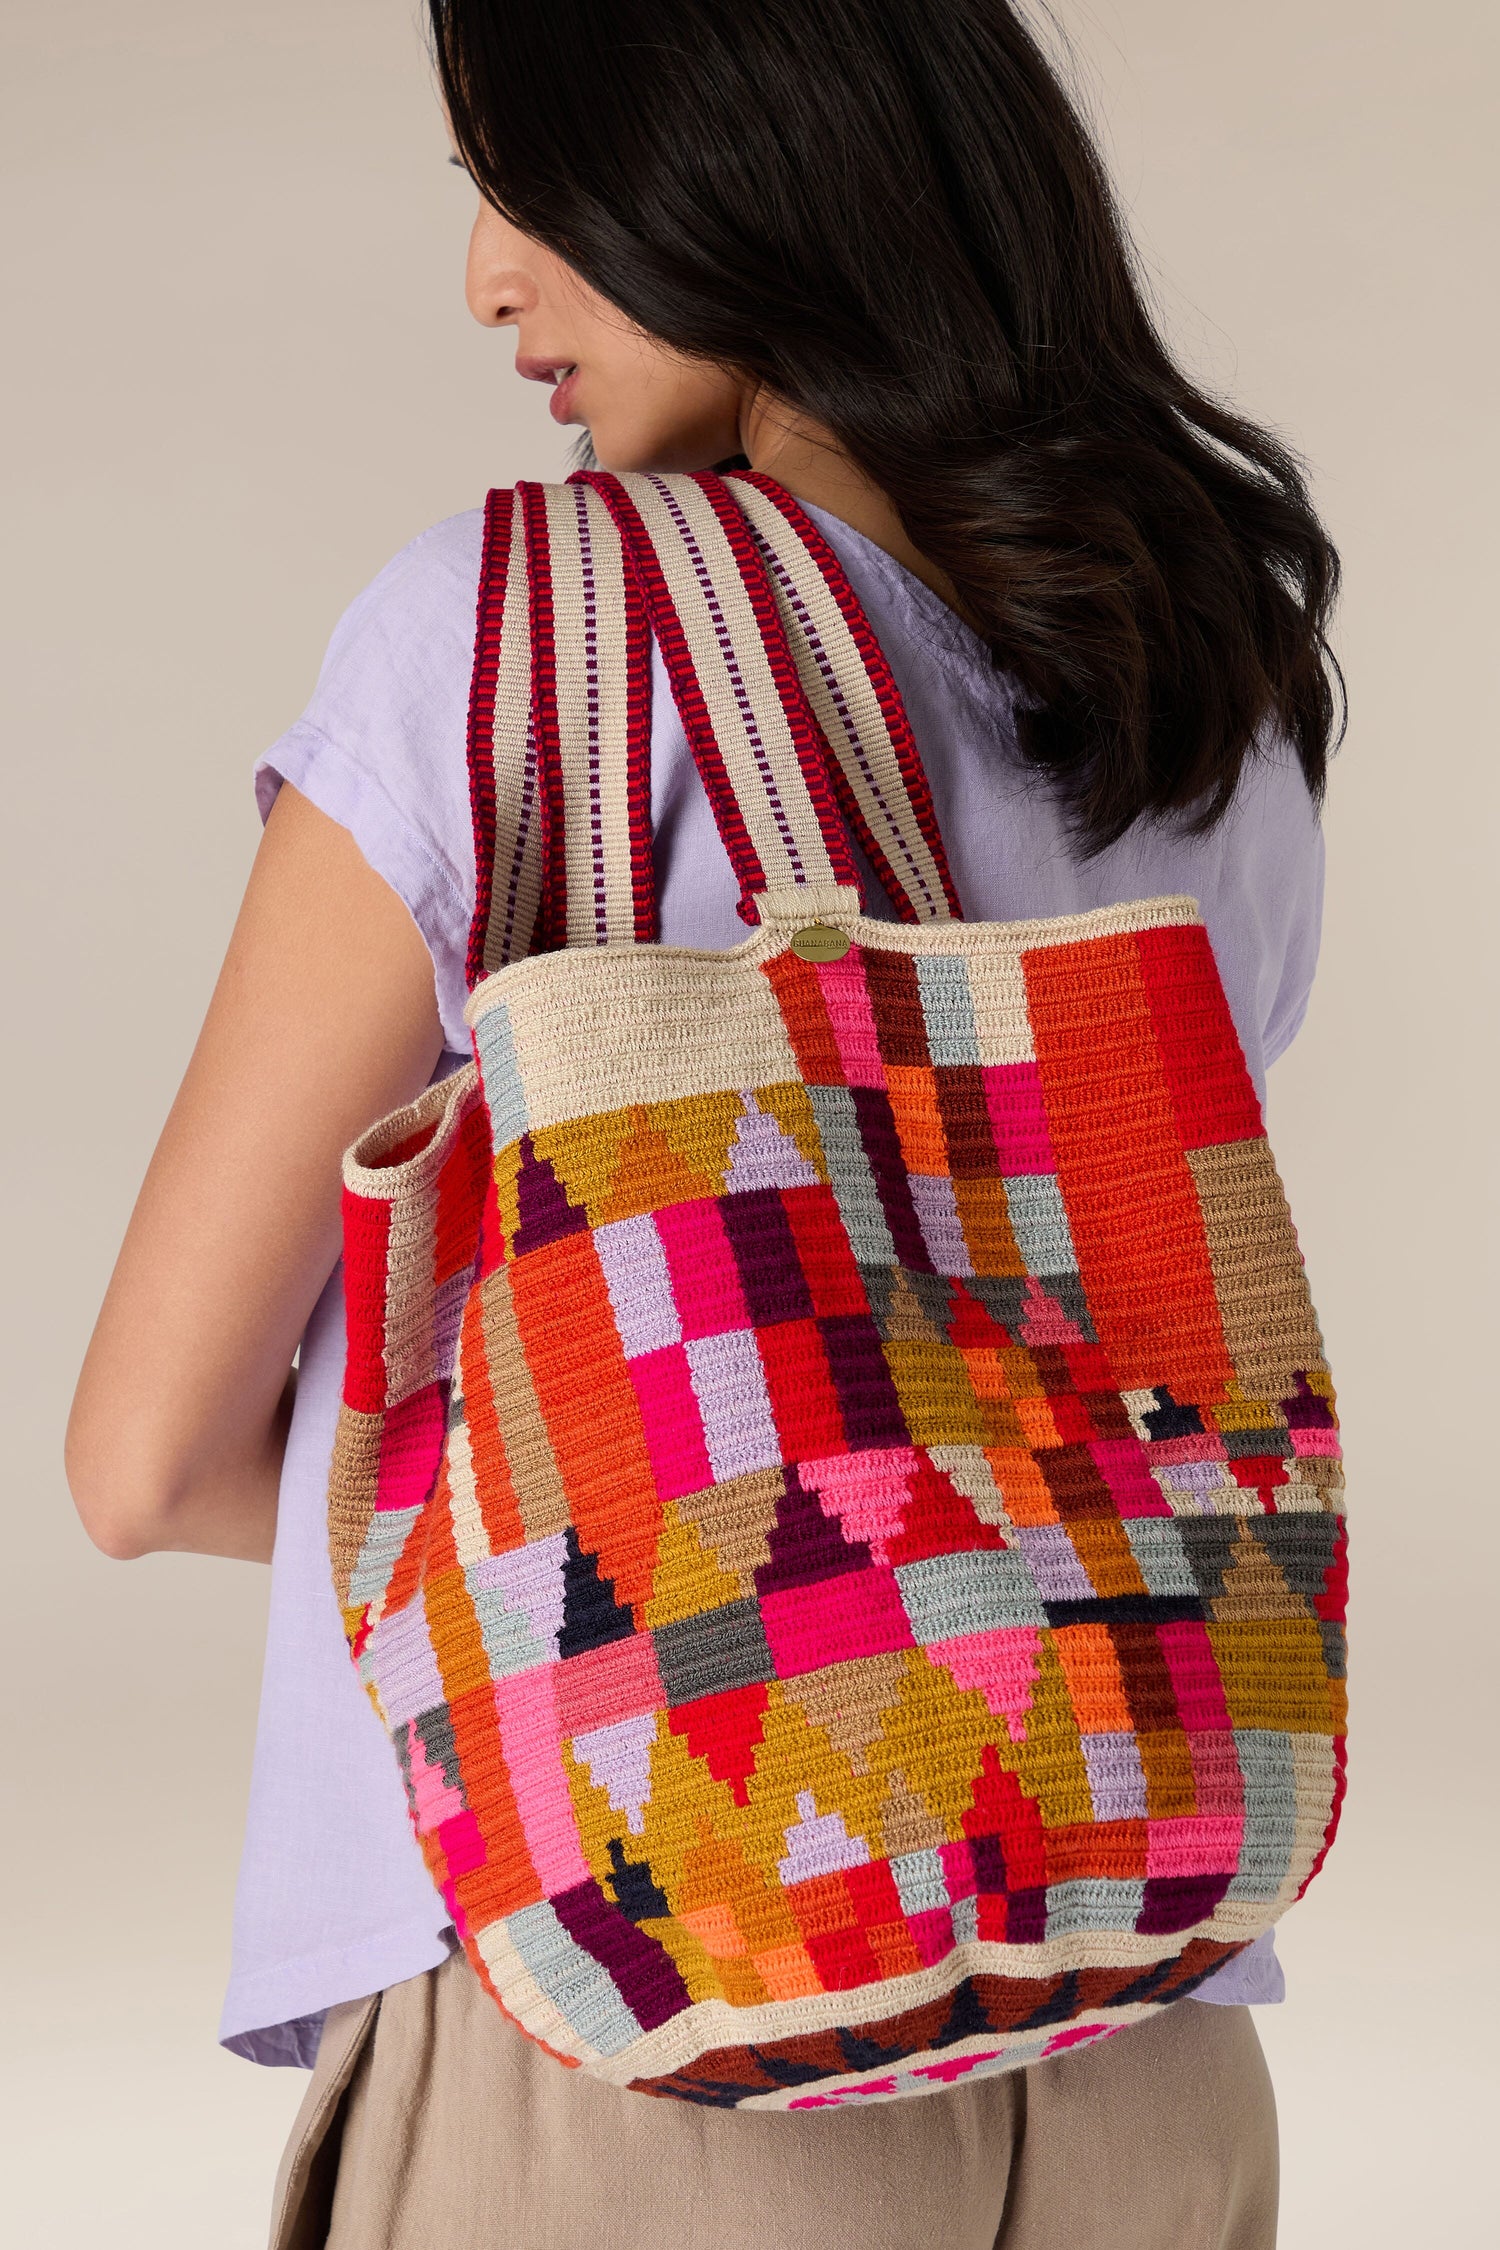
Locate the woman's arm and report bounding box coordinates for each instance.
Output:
[65,784,446,1562]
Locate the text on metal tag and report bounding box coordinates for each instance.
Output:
[789,924,851,963]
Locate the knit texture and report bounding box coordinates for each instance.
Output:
[326,474,1345,2108]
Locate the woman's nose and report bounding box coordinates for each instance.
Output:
[465,219,540,328]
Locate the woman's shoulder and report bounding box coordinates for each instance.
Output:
[255,509,489,1053]
[370,505,487,595]
[264,506,488,807]
[319,508,487,679]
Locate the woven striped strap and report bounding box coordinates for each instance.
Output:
[465,470,962,984]
[467,484,656,982]
[725,472,961,925]
[466,489,539,984]
[579,470,865,919]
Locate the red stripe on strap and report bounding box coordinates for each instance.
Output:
[811,736,924,925]
[728,469,963,921]
[576,470,768,917]
[621,550,658,942]
[520,482,568,953]
[464,488,511,991]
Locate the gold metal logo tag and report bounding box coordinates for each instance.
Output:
[789,924,851,964]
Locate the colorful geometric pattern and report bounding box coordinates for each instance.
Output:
[329,469,1344,2104]
[330,889,1346,2107]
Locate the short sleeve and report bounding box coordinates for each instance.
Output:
[1259,800,1325,1069]
[1208,741,1327,1080]
[253,511,486,1054]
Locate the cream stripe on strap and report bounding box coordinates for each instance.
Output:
[581,470,863,913]
[724,471,961,924]
[468,484,655,985]
[527,481,650,949]
[467,468,961,983]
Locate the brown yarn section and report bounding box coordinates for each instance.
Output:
[628,1942,1243,2100]
[328,1406,382,1608]
[1187,1139,1328,1396]
[476,1266,571,1541]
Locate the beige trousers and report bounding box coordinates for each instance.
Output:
[271,1952,1277,2250]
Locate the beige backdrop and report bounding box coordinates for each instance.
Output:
[3,3,1495,2245]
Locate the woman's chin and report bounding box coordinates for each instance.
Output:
[592,433,739,478]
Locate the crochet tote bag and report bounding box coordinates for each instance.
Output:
[328,470,1346,2109]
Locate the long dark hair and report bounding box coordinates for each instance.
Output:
[433,0,1341,850]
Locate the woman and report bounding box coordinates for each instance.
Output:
[67,3,1339,2244]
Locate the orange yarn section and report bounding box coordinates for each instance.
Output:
[762,950,845,1083]
[458,1282,527,1556]
[1022,932,1234,1400]
[508,1231,662,1612]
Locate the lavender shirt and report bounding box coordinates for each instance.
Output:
[226,503,1315,2064]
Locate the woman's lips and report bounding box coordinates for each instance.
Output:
[516,355,581,424]
[548,368,581,424]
